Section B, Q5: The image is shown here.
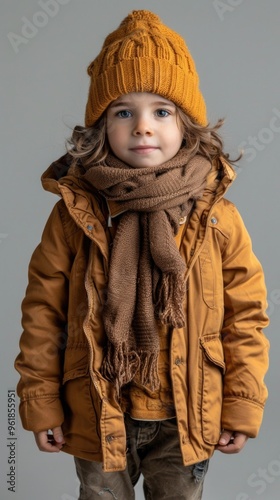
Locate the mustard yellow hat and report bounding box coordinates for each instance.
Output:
[85,10,207,127]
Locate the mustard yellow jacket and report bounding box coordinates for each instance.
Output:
[15,155,269,471]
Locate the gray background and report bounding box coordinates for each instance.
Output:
[1,0,279,499]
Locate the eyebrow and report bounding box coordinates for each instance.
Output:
[109,100,176,109]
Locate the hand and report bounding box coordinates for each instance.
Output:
[215,430,249,454]
[34,426,65,453]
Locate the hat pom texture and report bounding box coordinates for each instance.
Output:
[85,10,207,127]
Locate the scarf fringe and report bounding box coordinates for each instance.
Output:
[101,343,140,393]
[155,272,186,328]
[101,345,160,394]
[138,350,160,391]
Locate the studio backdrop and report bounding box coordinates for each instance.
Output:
[1,1,279,499]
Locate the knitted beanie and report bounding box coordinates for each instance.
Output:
[85,10,207,127]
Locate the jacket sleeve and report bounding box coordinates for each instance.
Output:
[15,201,73,433]
[220,205,270,437]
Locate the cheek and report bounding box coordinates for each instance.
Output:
[106,120,119,143]
[170,130,184,151]
[107,122,128,148]
[165,122,183,143]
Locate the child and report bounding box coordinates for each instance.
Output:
[15,10,269,500]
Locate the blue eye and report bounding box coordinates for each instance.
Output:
[156,109,170,117]
[117,110,132,118]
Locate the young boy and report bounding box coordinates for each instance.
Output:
[15,10,269,500]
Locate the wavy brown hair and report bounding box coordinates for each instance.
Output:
[176,109,241,164]
[66,106,240,169]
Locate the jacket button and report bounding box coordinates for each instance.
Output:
[210,217,217,224]
[106,435,114,444]
[179,216,187,225]
[87,224,94,231]
[175,357,183,366]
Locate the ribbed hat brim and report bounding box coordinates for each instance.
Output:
[85,58,207,127]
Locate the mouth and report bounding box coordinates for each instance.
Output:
[129,146,158,154]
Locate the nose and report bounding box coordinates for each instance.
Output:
[132,116,153,136]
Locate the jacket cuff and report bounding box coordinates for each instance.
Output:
[19,396,64,433]
[221,397,264,438]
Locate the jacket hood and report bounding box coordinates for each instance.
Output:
[41,153,77,196]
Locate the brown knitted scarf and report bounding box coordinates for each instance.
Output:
[84,149,211,393]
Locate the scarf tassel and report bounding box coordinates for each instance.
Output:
[138,350,160,391]
[155,272,186,328]
[101,343,140,393]
[101,345,161,394]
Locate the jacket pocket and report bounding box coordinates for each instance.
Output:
[200,334,225,445]
[62,364,101,453]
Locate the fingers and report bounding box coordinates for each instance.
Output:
[52,426,66,446]
[215,430,249,454]
[34,426,65,453]
[218,429,234,446]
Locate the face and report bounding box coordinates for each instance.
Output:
[106,92,183,168]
